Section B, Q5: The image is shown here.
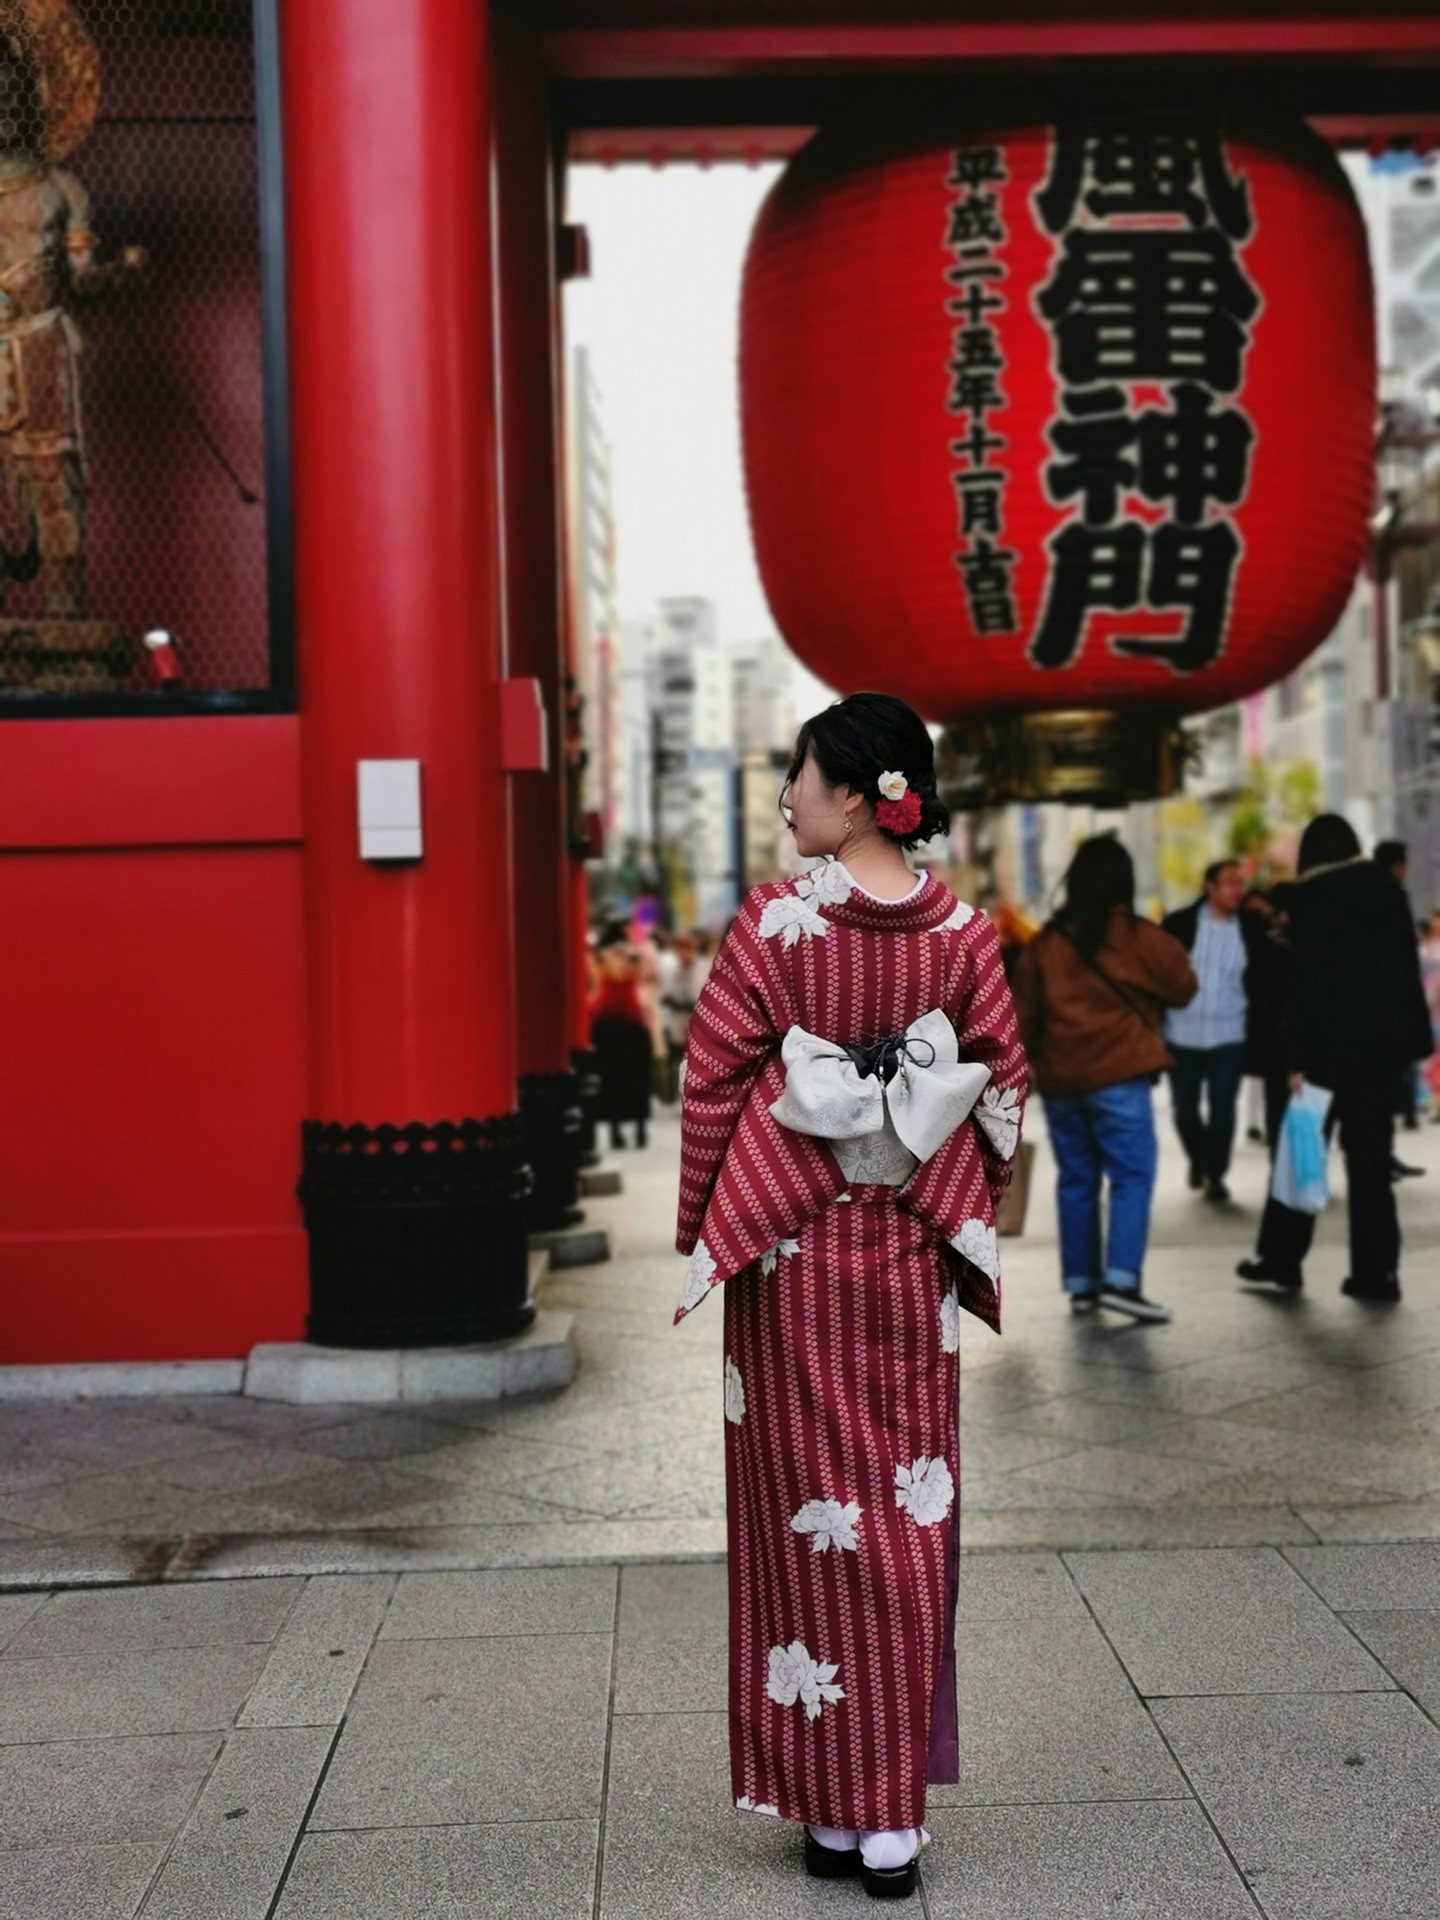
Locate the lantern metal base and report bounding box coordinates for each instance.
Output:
[938,711,1187,809]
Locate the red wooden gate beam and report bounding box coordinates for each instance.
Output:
[541,19,1440,81]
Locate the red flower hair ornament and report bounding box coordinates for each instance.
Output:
[875,770,922,835]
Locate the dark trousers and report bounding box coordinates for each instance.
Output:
[1169,1042,1246,1182]
[1255,1068,1400,1284]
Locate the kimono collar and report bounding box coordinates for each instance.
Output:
[819,864,961,934]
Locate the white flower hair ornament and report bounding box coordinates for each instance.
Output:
[877,770,909,801]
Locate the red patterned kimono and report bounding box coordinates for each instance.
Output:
[675,864,1027,1833]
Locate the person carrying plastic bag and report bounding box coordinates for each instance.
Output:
[1269,1082,1332,1214]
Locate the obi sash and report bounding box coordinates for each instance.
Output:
[767,1008,992,1181]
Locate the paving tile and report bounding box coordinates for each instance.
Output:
[921,1803,1255,1919]
[0,1446,70,1495]
[1295,1496,1440,1545]
[0,1537,177,1589]
[381,1565,616,1640]
[155,1398,361,1441]
[286,1412,479,1463]
[601,1711,902,1918]
[0,1403,223,1470]
[162,1519,727,1579]
[141,1726,334,1920]
[273,1823,597,1920]
[149,1442,342,1495]
[1341,1611,1440,1719]
[3,1577,302,1658]
[0,1643,270,1741]
[1065,1547,1393,1695]
[930,1614,1185,1809]
[1153,1690,1440,1919]
[955,1551,1088,1619]
[239,1575,395,1727]
[310,1632,611,1828]
[958,1502,1319,1552]
[1285,1542,1440,1610]
[0,1469,220,1537]
[198,1462,474,1531]
[0,1592,45,1651]
[0,1841,165,1920]
[981,1443,1248,1509]
[0,1732,220,1847]
[615,1561,727,1713]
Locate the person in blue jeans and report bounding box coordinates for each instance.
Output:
[1011,838,1197,1323]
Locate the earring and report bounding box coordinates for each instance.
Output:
[843,818,853,836]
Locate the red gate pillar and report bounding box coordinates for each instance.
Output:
[281,0,532,1344]
[493,16,585,1230]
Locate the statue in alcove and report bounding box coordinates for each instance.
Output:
[0,0,144,689]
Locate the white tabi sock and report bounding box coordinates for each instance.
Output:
[808,1825,859,1852]
[859,1827,928,1870]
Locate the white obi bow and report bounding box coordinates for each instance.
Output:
[767,1008,992,1164]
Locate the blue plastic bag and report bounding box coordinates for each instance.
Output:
[1271,1082,1333,1214]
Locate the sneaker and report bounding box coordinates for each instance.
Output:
[1096,1287,1173,1324]
[1069,1291,1100,1315]
[1236,1258,1303,1292]
[1340,1274,1401,1305]
[1204,1177,1231,1203]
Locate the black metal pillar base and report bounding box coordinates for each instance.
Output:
[298,1116,536,1349]
[518,1069,585,1234]
[572,1045,602,1167]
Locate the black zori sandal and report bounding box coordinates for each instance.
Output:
[860,1855,920,1900]
[804,1829,860,1879]
[859,1830,926,1900]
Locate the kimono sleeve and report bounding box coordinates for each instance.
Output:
[898,912,1028,1320]
[676,916,779,1256]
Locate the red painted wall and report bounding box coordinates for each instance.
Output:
[0,719,308,1365]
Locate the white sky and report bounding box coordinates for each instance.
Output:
[563,161,834,715]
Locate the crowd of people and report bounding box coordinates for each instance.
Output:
[1011,820,1436,1321]
[585,920,713,1150]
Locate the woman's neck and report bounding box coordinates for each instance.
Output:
[836,837,916,900]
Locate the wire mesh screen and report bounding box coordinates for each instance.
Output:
[0,0,274,702]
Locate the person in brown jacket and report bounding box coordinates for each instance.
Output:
[1011,837,1197,1323]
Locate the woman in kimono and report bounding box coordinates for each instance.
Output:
[675,693,1027,1898]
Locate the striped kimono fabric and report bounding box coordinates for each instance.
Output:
[674,866,1027,1837]
[725,1190,959,1831]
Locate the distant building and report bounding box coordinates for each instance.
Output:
[567,347,625,865]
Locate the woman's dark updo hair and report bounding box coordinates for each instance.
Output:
[1296,812,1361,875]
[782,691,950,850]
[1053,835,1135,959]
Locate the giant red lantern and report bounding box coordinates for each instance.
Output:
[740,116,1376,800]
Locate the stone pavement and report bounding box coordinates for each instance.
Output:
[2,1103,1439,1587]
[3,1548,1440,1918]
[4,1106,1440,1917]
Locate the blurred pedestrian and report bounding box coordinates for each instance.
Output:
[589,926,653,1150]
[1374,842,1425,1164]
[1421,910,1440,1119]
[1244,880,1296,1150]
[1161,859,1261,1203]
[657,930,709,1101]
[1011,836,1196,1323]
[1238,814,1432,1304]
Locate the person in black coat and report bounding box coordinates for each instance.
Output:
[1238,815,1433,1304]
